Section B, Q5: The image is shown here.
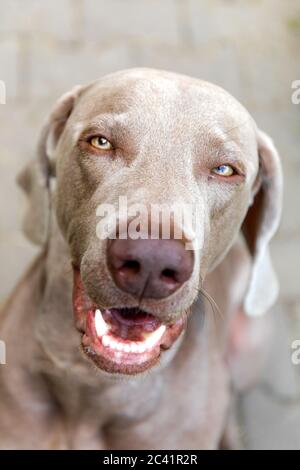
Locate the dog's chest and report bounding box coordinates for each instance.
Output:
[49,370,164,432]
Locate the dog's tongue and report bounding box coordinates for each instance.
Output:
[102,308,161,341]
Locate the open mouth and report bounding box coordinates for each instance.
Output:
[73,269,186,375]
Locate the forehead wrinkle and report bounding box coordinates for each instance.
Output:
[196,119,252,155]
[74,77,180,135]
[74,111,131,128]
[68,111,133,144]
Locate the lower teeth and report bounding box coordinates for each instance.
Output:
[94,309,166,354]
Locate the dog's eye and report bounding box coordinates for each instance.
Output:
[90,136,113,151]
[211,164,235,177]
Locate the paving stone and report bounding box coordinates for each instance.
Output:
[0,38,18,100]
[28,40,133,97]
[271,238,300,301]
[83,0,179,45]
[0,0,76,41]
[241,302,300,449]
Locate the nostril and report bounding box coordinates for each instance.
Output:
[160,268,178,284]
[120,260,140,275]
[108,238,194,299]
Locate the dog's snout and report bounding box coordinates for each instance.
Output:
[107,238,194,299]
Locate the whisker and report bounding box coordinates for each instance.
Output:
[199,286,223,320]
[192,284,224,330]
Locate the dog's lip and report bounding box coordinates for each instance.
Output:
[72,267,186,375]
[81,309,185,374]
[78,308,185,375]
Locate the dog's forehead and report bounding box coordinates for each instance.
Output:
[70,69,256,151]
[76,70,246,117]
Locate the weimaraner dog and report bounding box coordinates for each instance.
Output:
[0,68,282,449]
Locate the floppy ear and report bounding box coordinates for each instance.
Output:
[242,129,283,317]
[18,85,86,246]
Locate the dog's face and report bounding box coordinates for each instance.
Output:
[20,69,282,376]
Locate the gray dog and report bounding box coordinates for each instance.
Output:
[0,68,282,449]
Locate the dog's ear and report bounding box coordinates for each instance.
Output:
[18,85,86,246]
[242,129,283,316]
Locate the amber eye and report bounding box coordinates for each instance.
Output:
[211,164,235,177]
[89,136,113,151]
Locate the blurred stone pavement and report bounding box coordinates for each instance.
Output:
[0,0,300,449]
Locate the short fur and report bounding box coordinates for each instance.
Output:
[0,69,283,449]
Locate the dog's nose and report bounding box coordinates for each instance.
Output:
[107,238,194,299]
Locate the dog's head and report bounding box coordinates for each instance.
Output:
[19,69,282,375]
